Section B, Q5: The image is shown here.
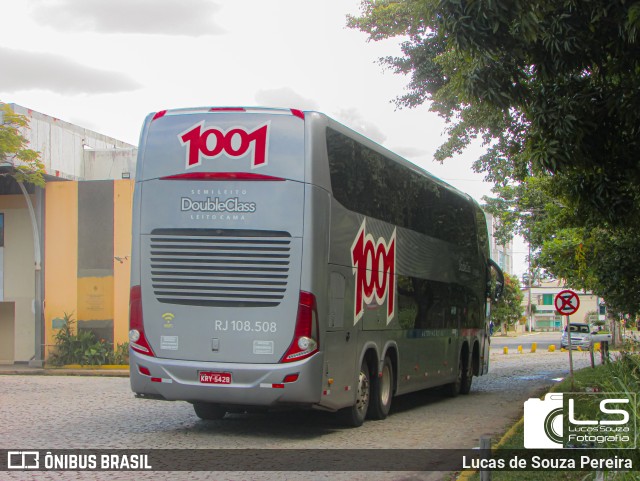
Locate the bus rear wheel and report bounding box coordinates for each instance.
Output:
[448,350,473,397]
[368,355,394,420]
[460,355,473,395]
[340,359,370,427]
[193,402,226,420]
[447,359,462,397]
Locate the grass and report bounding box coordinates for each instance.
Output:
[462,352,640,481]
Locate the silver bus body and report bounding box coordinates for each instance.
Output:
[129,107,501,424]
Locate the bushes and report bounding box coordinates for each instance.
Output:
[49,312,129,366]
[601,340,640,435]
[597,341,640,481]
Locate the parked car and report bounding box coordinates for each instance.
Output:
[560,323,593,349]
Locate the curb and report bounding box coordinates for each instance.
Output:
[61,364,129,370]
[0,366,129,377]
[456,468,476,480]
[47,369,129,377]
[491,332,545,339]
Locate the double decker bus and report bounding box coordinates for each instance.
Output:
[129,107,503,426]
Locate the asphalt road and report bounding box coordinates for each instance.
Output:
[490,331,561,351]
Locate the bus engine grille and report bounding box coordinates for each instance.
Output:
[149,229,291,307]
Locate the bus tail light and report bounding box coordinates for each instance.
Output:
[129,285,155,357]
[281,291,319,363]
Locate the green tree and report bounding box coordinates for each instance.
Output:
[491,273,525,332]
[348,1,640,225]
[538,226,640,316]
[348,1,640,315]
[485,176,640,316]
[0,103,45,187]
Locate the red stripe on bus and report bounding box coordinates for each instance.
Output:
[209,107,246,112]
[152,110,167,121]
[160,172,285,181]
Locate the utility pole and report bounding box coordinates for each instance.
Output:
[527,240,532,333]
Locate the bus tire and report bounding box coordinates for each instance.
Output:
[193,402,226,420]
[447,350,466,397]
[340,359,371,427]
[460,355,473,395]
[447,365,461,397]
[368,355,394,420]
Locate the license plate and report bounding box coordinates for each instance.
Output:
[199,371,232,385]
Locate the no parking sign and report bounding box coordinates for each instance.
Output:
[554,290,580,316]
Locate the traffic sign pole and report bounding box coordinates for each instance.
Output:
[556,290,580,381]
[566,315,574,378]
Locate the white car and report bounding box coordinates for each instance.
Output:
[561,323,593,349]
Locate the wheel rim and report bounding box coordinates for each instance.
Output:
[455,357,463,389]
[355,369,370,415]
[380,363,392,406]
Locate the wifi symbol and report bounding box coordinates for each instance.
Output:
[162,313,175,322]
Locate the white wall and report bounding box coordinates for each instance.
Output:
[485,212,514,276]
[83,149,137,180]
[0,195,35,361]
[9,104,136,180]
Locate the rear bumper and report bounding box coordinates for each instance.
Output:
[560,339,591,349]
[130,350,324,407]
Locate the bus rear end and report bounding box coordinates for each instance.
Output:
[129,108,323,416]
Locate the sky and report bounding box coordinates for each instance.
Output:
[0,0,527,276]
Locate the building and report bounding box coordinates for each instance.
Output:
[520,279,600,331]
[0,104,136,366]
[485,212,513,276]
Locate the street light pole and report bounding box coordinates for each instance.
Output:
[17,181,44,368]
[527,238,532,333]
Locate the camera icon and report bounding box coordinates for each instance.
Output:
[524,393,564,449]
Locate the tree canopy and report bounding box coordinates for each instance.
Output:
[348,0,640,315]
[491,272,525,330]
[0,103,45,187]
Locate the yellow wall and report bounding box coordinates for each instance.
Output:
[43,180,134,360]
[0,302,15,363]
[77,276,115,322]
[114,180,134,347]
[44,182,78,358]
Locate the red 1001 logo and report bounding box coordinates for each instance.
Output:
[179,121,270,170]
[351,220,396,325]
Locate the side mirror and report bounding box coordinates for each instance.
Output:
[488,259,504,301]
